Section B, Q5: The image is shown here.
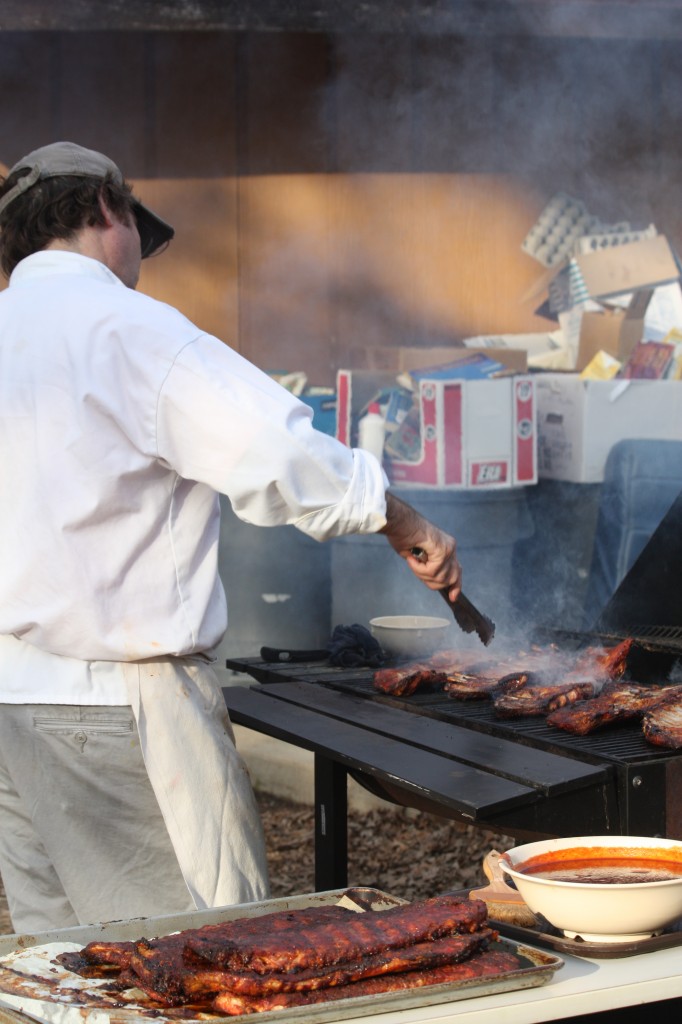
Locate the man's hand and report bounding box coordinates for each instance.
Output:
[379,493,462,602]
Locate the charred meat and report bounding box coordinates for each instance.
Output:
[373,640,632,701]
[642,693,682,749]
[587,637,633,679]
[443,672,503,699]
[57,896,506,1013]
[373,663,447,696]
[493,680,596,718]
[185,895,487,973]
[444,668,530,700]
[212,947,521,1015]
[55,940,136,976]
[546,681,682,735]
[373,648,543,698]
[182,928,495,999]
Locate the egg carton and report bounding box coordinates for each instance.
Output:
[522,192,632,269]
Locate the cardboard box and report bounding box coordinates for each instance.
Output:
[523,234,679,300]
[536,372,682,482]
[574,235,679,300]
[577,290,653,370]
[336,369,537,489]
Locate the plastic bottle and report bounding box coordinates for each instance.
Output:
[358,402,386,464]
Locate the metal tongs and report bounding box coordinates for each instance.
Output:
[410,547,495,646]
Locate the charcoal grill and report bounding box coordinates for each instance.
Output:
[223,493,682,891]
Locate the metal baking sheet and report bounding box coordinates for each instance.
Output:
[0,888,563,1024]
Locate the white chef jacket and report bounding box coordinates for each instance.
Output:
[0,249,389,910]
[0,250,388,694]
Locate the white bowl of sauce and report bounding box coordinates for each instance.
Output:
[500,835,682,943]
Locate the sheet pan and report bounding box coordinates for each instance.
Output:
[0,888,563,1024]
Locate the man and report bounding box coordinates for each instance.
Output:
[0,142,461,934]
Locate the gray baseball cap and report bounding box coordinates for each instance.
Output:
[0,141,174,258]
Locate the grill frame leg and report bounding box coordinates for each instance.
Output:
[314,754,348,890]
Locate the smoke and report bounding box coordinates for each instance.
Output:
[3,21,679,657]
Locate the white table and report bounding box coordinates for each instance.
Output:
[356,945,682,1024]
[0,898,680,1024]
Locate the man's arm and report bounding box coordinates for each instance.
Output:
[379,492,462,602]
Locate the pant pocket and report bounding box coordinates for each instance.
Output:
[32,709,134,737]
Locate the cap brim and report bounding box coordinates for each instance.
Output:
[132,201,174,259]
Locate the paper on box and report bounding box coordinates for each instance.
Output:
[579,351,621,381]
[644,282,682,338]
[463,333,557,362]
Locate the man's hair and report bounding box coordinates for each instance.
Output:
[0,170,136,277]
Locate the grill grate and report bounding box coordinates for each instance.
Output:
[626,625,682,651]
[227,644,682,770]
[318,674,677,767]
[532,624,682,654]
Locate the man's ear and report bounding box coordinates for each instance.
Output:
[97,193,117,228]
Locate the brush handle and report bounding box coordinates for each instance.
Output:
[470,850,527,905]
[483,850,509,889]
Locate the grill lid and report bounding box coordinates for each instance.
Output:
[594,491,682,635]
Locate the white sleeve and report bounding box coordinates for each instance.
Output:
[156,333,388,541]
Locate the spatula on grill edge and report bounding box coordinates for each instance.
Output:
[410,547,495,647]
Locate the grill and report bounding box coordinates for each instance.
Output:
[223,494,682,889]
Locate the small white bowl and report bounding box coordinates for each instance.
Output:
[500,835,682,943]
[369,615,451,658]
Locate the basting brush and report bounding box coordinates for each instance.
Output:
[469,850,538,928]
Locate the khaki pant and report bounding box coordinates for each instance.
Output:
[0,703,194,933]
[0,658,270,935]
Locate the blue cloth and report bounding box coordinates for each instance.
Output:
[327,624,386,668]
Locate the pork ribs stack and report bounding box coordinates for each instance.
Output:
[56,895,521,1015]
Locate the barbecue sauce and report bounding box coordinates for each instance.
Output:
[516,845,682,885]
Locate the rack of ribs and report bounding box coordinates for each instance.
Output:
[372,648,539,697]
[56,895,514,1012]
[373,663,448,696]
[586,637,633,679]
[442,671,504,699]
[546,681,682,735]
[642,692,682,748]
[492,679,596,718]
[372,640,633,701]
[442,666,530,700]
[55,940,136,978]
[212,947,521,1015]
[184,894,487,973]
[181,929,494,999]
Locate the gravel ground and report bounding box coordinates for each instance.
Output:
[0,794,511,935]
[256,792,511,902]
